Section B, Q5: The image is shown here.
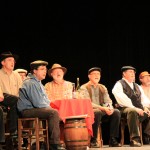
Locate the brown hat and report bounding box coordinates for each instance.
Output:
[48,63,67,76]
[0,51,19,62]
[139,71,150,79]
[121,66,136,72]
[15,69,28,74]
[30,60,48,70]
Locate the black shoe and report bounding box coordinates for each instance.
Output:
[10,130,18,137]
[143,133,150,144]
[130,137,141,147]
[50,144,66,150]
[0,142,6,150]
[90,141,100,148]
[109,137,121,147]
[22,138,28,148]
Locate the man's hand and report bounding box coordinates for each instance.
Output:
[136,108,144,116]
[103,107,114,115]
[144,107,150,117]
[0,97,4,102]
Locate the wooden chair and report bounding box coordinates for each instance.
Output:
[120,118,143,146]
[18,117,49,150]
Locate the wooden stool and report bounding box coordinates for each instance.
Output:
[97,124,103,148]
[18,118,49,150]
[88,124,103,148]
[120,118,143,146]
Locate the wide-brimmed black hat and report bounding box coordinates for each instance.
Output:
[121,66,136,72]
[30,60,48,70]
[88,67,101,74]
[0,51,19,62]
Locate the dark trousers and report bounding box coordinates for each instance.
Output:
[0,107,5,142]
[21,107,60,144]
[91,108,121,142]
[0,93,19,133]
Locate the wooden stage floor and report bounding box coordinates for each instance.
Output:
[89,145,150,150]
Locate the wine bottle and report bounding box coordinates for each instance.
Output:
[72,83,76,99]
[76,77,80,91]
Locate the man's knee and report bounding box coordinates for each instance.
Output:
[113,109,121,117]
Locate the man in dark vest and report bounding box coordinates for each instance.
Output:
[112,66,150,147]
[80,67,121,148]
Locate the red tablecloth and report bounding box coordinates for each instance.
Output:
[50,99,94,136]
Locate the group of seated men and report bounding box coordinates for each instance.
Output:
[0,51,150,150]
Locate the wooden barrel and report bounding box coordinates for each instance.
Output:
[64,118,88,150]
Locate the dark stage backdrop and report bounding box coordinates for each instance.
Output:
[1,1,150,104]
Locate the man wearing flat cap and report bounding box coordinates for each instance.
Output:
[17,60,66,150]
[80,67,121,148]
[45,63,73,101]
[0,51,22,138]
[112,66,150,147]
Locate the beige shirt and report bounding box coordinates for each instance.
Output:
[45,80,73,101]
[0,68,22,97]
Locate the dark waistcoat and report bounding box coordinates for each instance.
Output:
[120,79,143,110]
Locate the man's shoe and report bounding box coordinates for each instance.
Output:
[143,133,150,144]
[50,144,66,150]
[109,137,121,147]
[10,130,18,137]
[22,138,28,148]
[130,137,141,147]
[90,141,100,148]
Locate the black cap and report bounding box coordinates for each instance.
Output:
[30,60,48,70]
[88,67,101,74]
[121,66,136,72]
[0,51,19,62]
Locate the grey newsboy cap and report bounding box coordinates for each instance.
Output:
[121,66,136,72]
[88,67,101,74]
[30,60,48,70]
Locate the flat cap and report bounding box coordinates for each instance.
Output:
[30,60,48,70]
[88,67,101,74]
[121,66,136,72]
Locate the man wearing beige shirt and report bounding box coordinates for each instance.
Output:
[0,51,22,137]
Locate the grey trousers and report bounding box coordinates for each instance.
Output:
[21,107,60,144]
[121,107,149,138]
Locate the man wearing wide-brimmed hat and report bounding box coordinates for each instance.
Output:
[0,51,22,139]
[112,66,150,147]
[45,63,73,101]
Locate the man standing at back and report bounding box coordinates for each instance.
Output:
[0,51,22,136]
